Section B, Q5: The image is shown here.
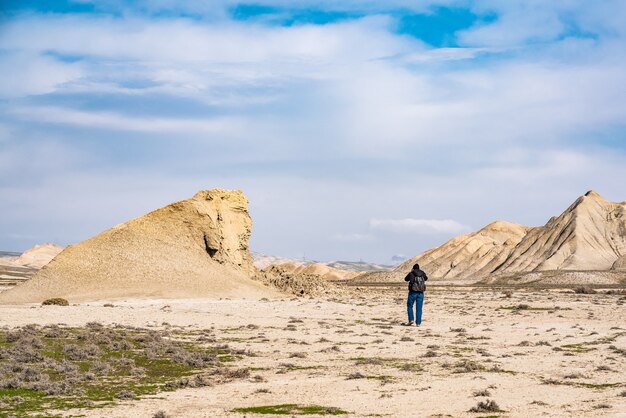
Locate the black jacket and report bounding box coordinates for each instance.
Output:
[404,267,428,291]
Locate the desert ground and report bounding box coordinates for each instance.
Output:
[2,286,625,417]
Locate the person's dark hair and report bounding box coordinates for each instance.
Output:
[413,264,420,270]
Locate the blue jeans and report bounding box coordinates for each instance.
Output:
[407,291,424,324]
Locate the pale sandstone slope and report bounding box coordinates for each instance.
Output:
[397,221,529,280]
[15,243,64,268]
[0,189,278,303]
[359,191,626,283]
[0,243,63,269]
[497,191,626,272]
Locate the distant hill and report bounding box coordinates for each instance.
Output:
[14,243,64,268]
[251,253,393,279]
[358,191,626,285]
[0,251,20,258]
[0,244,63,292]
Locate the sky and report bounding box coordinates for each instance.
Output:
[1,1,626,264]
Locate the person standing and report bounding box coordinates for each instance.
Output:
[404,263,428,326]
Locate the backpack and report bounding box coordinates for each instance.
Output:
[410,271,426,292]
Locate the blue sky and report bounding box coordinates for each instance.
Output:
[1,1,626,263]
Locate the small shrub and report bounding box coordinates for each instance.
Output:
[153,411,169,418]
[289,352,307,358]
[116,389,135,400]
[574,286,596,294]
[473,389,491,397]
[347,372,366,380]
[63,344,99,360]
[42,298,69,306]
[42,325,64,338]
[91,360,111,375]
[209,367,250,383]
[469,399,503,413]
[502,290,513,298]
[130,367,146,377]
[454,359,485,373]
[355,358,384,366]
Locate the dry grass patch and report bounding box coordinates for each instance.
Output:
[233,404,349,415]
[0,324,249,416]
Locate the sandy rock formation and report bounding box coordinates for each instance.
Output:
[396,221,529,280]
[0,189,277,303]
[255,265,342,296]
[496,191,626,272]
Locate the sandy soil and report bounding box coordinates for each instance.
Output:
[1,288,625,417]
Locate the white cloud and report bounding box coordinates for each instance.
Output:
[1,2,626,262]
[0,52,83,97]
[0,14,409,64]
[369,218,470,234]
[9,106,244,134]
[3,11,625,156]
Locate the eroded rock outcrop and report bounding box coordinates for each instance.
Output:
[0,189,277,303]
[397,221,530,280]
[363,191,626,283]
[496,191,626,273]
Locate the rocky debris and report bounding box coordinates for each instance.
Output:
[255,265,343,297]
[0,189,277,303]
